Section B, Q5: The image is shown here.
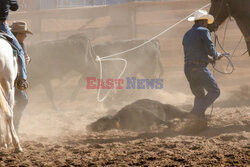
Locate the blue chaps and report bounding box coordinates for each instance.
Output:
[184,63,220,119]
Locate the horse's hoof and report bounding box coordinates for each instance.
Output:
[14,147,23,153]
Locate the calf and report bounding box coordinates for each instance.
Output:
[86,99,188,132]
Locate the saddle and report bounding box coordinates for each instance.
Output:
[0,31,28,90]
[0,31,13,43]
[0,31,18,56]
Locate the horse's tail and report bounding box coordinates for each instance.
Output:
[0,85,10,117]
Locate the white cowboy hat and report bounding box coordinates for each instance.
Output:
[188,9,214,24]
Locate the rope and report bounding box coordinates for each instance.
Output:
[230,35,248,57]
[209,22,246,115]
[96,56,127,102]
[212,33,235,74]
[94,3,211,102]
[238,50,248,57]
[232,35,243,56]
[98,3,211,60]
[222,18,230,47]
[212,53,235,74]
[214,33,227,53]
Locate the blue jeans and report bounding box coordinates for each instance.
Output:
[13,89,28,131]
[0,22,27,80]
[184,63,220,119]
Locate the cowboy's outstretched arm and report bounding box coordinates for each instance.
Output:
[201,29,221,60]
[8,0,19,11]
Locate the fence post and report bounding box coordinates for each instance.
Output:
[127,2,137,38]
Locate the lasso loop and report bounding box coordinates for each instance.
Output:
[213,32,235,74]
[95,56,127,102]
[212,52,235,74]
[93,3,211,102]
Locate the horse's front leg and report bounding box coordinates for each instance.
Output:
[0,83,22,152]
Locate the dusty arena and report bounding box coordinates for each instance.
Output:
[1,0,249,166]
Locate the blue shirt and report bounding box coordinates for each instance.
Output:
[182,24,219,64]
[0,0,18,21]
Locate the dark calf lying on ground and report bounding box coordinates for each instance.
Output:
[86,99,188,132]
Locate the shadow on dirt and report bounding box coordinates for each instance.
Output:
[64,124,249,146]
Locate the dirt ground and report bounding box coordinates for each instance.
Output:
[3,0,250,166]
[1,106,249,166]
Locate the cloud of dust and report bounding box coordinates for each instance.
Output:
[14,2,194,139]
[11,0,249,141]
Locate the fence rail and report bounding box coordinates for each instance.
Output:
[17,0,177,11]
[10,0,209,42]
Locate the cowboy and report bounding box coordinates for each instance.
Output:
[10,21,33,131]
[182,10,222,123]
[0,0,29,90]
[10,21,32,65]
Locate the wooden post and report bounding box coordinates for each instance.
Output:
[127,2,137,39]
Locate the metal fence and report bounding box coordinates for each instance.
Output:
[18,0,174,11]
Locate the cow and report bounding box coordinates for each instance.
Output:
[86,99,189,132]
[86,39,164,107]
[93,38,164,79]
[27,34,98,109]
[27,34,164,108]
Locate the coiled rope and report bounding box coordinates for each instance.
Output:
[212,32,235,75]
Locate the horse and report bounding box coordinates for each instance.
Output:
[208,0,250,56]
[0,37,22,152]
